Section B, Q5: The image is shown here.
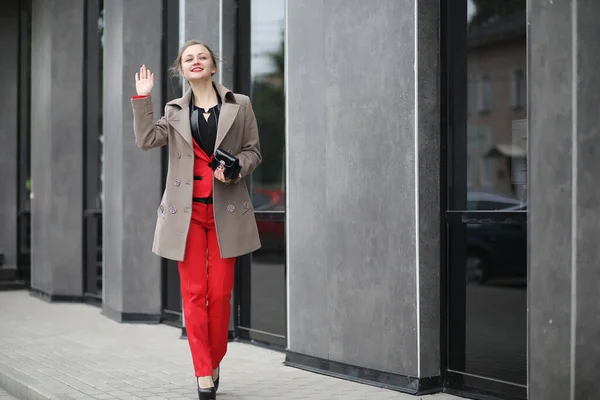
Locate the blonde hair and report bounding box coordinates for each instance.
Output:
[169,40,219,78]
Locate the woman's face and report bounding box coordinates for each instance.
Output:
[180,44,216,81]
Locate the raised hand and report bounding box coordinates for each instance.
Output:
[135,64,154,96]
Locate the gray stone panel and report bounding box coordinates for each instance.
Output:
[287,0,440,378]
[323,0,417,374]
[528,1,574,399]
[287,0,329,359]
[30,0,84,297]
[183,0,220,45]
[572,0,600,398]
[102,0,163,319]
[182,0,220,80]
[0,0,19,270]
[181,0,235,88]
[529,0,600,398]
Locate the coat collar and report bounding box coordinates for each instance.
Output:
[166,81,240,150]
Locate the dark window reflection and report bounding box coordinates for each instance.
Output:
[17,0,32,281]
[250,0,285,211]
[239,0,286,344]
[82,0,104,300]
[448,0,528,389]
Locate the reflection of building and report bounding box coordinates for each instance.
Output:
[467,10,527,201]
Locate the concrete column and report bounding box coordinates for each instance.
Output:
[0,0,19,275]
[529,1,600,399]
[29,0,84,300]
[102,0,163,322]
[181,0,236,89]
[285,0,440,394]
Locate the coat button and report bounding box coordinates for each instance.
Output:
[227,204,235,213]
[176,151,181,159]
[159,204,164,213]
[169,206,177,214]
[174,178,181,186]
[243,201,251,209]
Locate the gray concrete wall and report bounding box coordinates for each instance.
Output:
[286,0,440,379]
[181,0,236,89]
[0,0,19,270]
[30,0,84,298]
[102,0,163,321]
[529,1,600,399]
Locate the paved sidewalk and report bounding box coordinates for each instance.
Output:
[0,388,17,400]
[0,291,462,400]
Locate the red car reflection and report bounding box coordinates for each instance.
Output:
[252,188,285,253]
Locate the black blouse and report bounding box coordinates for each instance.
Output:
[190,94,221,156]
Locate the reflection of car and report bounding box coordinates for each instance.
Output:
[467,191,526,211]
[465,192,527,284]
[252,188,285,254]
[252,188,285,211]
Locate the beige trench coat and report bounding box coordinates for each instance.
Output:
[131,82,262,261]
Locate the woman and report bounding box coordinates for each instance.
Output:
[131,40,261,400]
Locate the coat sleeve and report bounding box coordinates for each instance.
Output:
[131,96,169,150]
[237,97,262,178]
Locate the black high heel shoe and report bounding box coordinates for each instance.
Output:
[197,384,216,400]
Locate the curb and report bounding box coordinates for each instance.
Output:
[0,362,71,400]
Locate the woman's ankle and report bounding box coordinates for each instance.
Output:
[197,376,214,389]
[212,367,219,380]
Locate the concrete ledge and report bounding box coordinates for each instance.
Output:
[0,361,70,400]
[285,350,442,396]
[29,289,82,303]
[101,304,161,324]
[0,281,28,291]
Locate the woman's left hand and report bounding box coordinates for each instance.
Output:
[214,166,242,184]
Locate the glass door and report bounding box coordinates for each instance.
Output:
[17,0,32,284]
[234,0,287,348]
[82,0,104,302]
[444,1,528,399]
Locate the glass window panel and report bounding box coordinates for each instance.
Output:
[236,0,286,346]
[449,220,528,384]
[447,1,528,393]
[250,0,285,211]
[465,0,528,209]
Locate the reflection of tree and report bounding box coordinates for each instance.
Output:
[469,0,526,27]
[252,39,285,187]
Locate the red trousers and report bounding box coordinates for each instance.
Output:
[178,202,236,377]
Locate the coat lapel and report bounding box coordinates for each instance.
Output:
[215,102,240,151]
[166,82,239,152]
[213,81,240,151]
[166,90,193,148]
